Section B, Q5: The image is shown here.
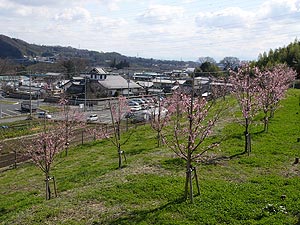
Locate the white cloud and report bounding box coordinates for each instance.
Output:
[15,6,34,16]
[191,0,300,61]
[93,16,127,30]
[195,7,254,29]
[54,7,92,22]
[137,4,185,25]
[0,0,13,9]
[104,0,122,11]
[8,0,69,6]
[195,0,300,30]
[0,0,52,17]
[258,0,300,21]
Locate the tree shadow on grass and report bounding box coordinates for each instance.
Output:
[104,197,186,225]
[127,146,157,156]
[296,213,300,225]
[202,151,246,165]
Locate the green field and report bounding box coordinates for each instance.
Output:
[0,89,300,225]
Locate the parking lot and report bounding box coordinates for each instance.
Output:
[0,96,166,125]
[0,99,23,118]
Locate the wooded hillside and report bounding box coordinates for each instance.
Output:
[257,40,300,79]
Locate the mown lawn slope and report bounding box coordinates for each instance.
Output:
[0,89,299,225]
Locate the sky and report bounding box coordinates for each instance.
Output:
[0,0,300,62]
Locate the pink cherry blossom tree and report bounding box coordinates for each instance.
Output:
[163,85,224,203]
[109,96,132,169]
[59,98,84,156]
[257,64,296,131]
[89,123,109,141]
[229,64,261,155]
[150,96,171,147]
[26,125,66,200]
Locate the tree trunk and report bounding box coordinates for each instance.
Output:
[65,120,69,156]
[193,167,200,196]
[263,116,268,132]
[118,144,122,169]
[14,149,17,169]
[244,118,251,155]
[270,107,275,118]
[157,130,161,147]
[45,175,51,200]
[81,130,84,145]
[65,146,68,156]
[189,168,193,203]
[263,111,269,132]
[185,157,193,203]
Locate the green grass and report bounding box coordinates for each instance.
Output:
[0,119,51,141]
[0,100,18,105]
[0,89,300,225]
[38,105,60,113]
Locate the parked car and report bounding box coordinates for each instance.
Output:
[128,101,142,111]
[87,114,98,122]
[145,97,155,104]
[131,98,147,109]
[21,100,37,112]
[37,111,52,119]
[130,111,152,123]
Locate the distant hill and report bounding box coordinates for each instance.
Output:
[0,34,199,71]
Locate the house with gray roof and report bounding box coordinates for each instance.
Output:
[96,74,142,97]
[65,67,143,98]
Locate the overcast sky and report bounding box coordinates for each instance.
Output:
[1,0,299,62]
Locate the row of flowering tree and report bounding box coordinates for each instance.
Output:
[149,64,295,202]
[59,98,84,156]
[24,62,295,201]
[153,75,229,203]
[26,99,84,200]
[89,96,134,169]
[26,125,66,200]
[229,63,296,155]
[257,64,296,132]
[150,96,170,147]
[229,65,261,155]
[26,96,134,200]
[108,97,132,169]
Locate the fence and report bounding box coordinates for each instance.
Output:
[0,129,95,169]
[0,122,143,169]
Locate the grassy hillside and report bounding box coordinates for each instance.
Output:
[0,89,300,225]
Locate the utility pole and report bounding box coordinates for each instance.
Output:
[84,75,87,112]
[126,72,130,131]
[29,71,32,119]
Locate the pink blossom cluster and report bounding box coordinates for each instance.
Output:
[229,64,262,120]
[163,91,219,161]
[257,64,296,117]
[27,128,66,175]
[110,96,130,123]
[230,63,296,123]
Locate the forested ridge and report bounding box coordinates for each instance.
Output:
[0,34,199,71]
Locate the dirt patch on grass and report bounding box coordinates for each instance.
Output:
[283,164,300,178]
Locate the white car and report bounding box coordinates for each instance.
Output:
[87,114,99,122]
[37,112,52,119]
